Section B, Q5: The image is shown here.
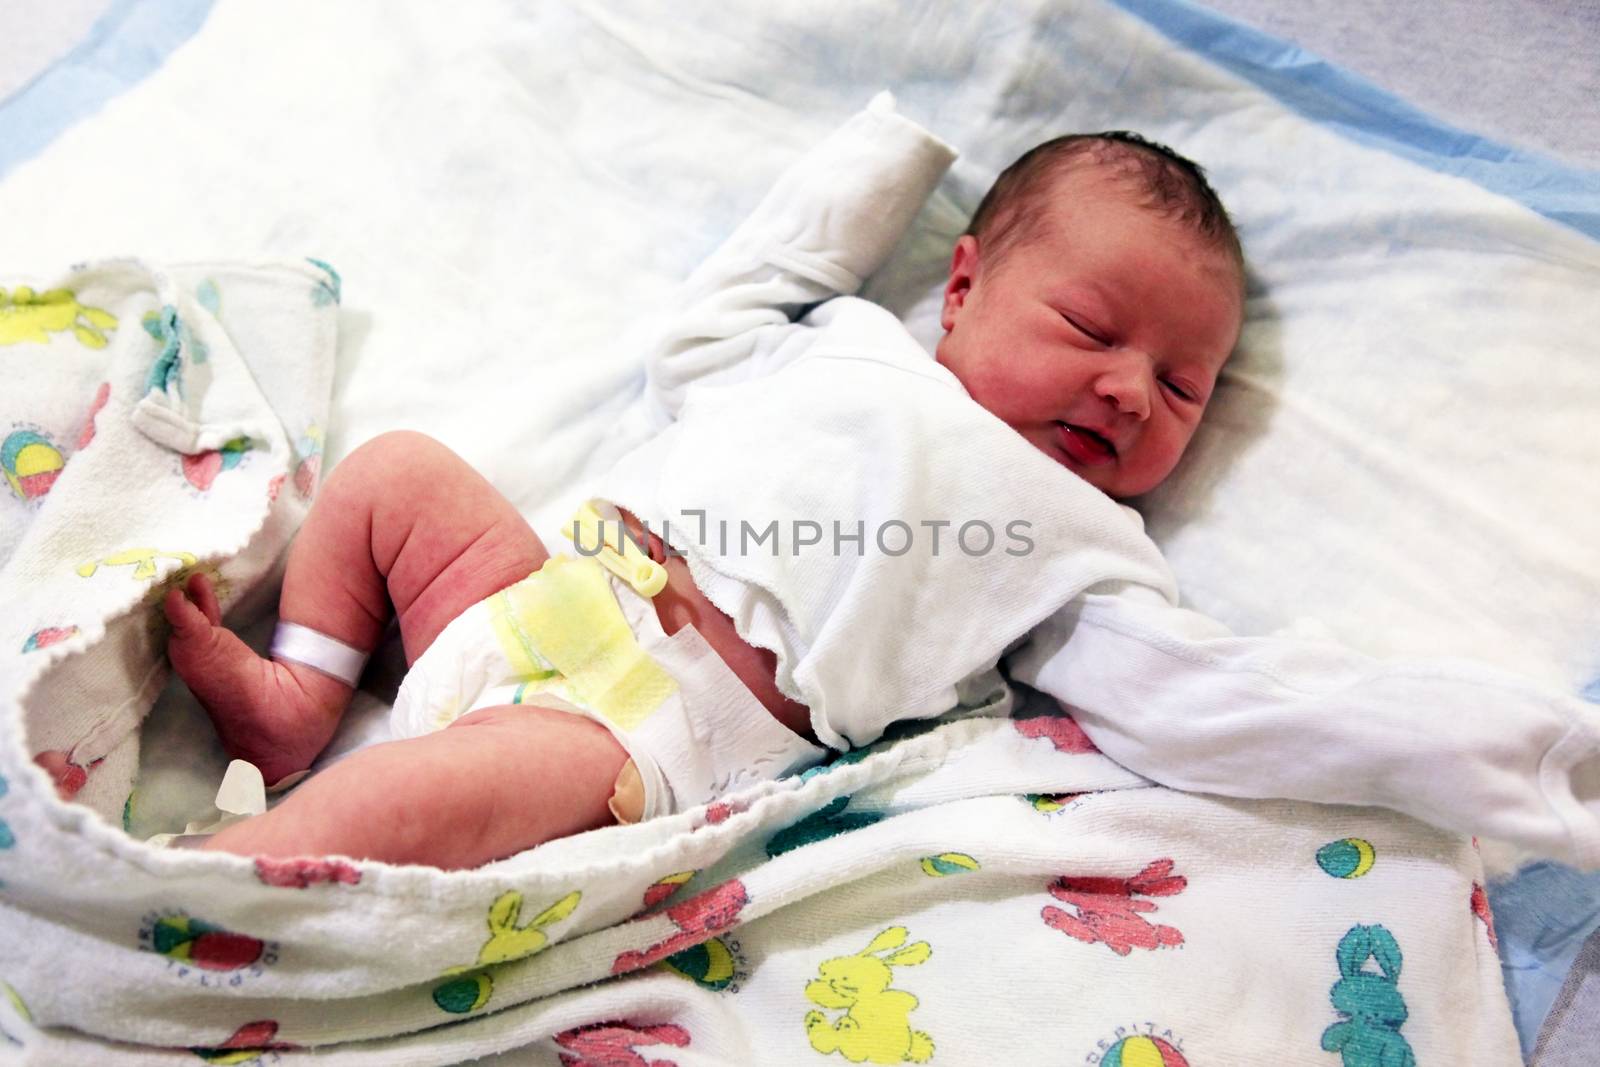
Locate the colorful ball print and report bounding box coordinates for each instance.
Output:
[21,625,78,652]
[1317,838,1376,879]
[182,436,251,490]
[2,429,63,500]
[643,870,696,909]
[919,853,980,876]
[664,937,736,990]
[151,916,263,971]
[192,1020,292,1064]
[432,971,493,1014]
[1101,1035,1189,1067]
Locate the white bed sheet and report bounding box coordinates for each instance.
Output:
[2,0,1596,867]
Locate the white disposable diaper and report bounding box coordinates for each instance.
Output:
[390,549,825,821]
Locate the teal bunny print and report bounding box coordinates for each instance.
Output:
[1321,924,1415,1067]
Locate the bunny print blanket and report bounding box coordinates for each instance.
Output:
[2,697,1518,1064]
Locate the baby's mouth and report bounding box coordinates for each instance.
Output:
[1055,422,1117,466]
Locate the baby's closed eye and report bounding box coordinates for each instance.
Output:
[1060,312,1112,346]
[1161,377,1199,402]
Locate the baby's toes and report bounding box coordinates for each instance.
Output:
[163,585,210,635]
[34,750,89,800]
[185,572,223,625]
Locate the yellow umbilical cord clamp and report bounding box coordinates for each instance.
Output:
[562,502,669,598]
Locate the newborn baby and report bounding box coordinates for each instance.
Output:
[166,95,1600,870]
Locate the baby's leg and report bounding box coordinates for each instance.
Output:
[200,704,628,868]
[166,430,547,785]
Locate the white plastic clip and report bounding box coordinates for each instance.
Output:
[562,501,669,598]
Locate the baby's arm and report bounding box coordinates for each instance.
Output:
[645,92,956,421]
[1008,585,1600,867]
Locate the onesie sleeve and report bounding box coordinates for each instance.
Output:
[1007,584,1600,867]
[644,92,958,421]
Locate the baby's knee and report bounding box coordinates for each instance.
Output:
[324,431,490,530]
[341,430,463,484]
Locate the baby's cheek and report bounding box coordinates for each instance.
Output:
[1126,427,1193,494]
[968,367,1042,423]
[1158,419,1200,465]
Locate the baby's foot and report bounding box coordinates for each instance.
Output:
[164,573,347,786]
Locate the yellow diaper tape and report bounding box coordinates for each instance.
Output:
[561,500,668,598]
[487,553,677,734]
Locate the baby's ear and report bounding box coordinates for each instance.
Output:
[939,236,981,331]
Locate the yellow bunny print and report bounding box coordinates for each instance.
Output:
[431,889,581,1015]
[474,889,580,965]
[77,548,198,581]
[0,287,118,348]
[804,926,933,1064]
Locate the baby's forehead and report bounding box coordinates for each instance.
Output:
[1008,171,1205,260]
[1022,169,1242,286]
[1035,159,1177,229]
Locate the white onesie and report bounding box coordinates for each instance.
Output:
[588,94,1600,865]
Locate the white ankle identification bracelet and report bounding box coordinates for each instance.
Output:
[269,621,370,686]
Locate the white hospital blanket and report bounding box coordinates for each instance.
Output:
[0,259,335,818]
[0,710,1523,1064]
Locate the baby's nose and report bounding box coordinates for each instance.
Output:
[1096,361,1153,419]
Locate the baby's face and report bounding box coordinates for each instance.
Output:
[936,173,1243,498]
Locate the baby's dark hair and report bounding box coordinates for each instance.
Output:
[966,131,1243,278]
